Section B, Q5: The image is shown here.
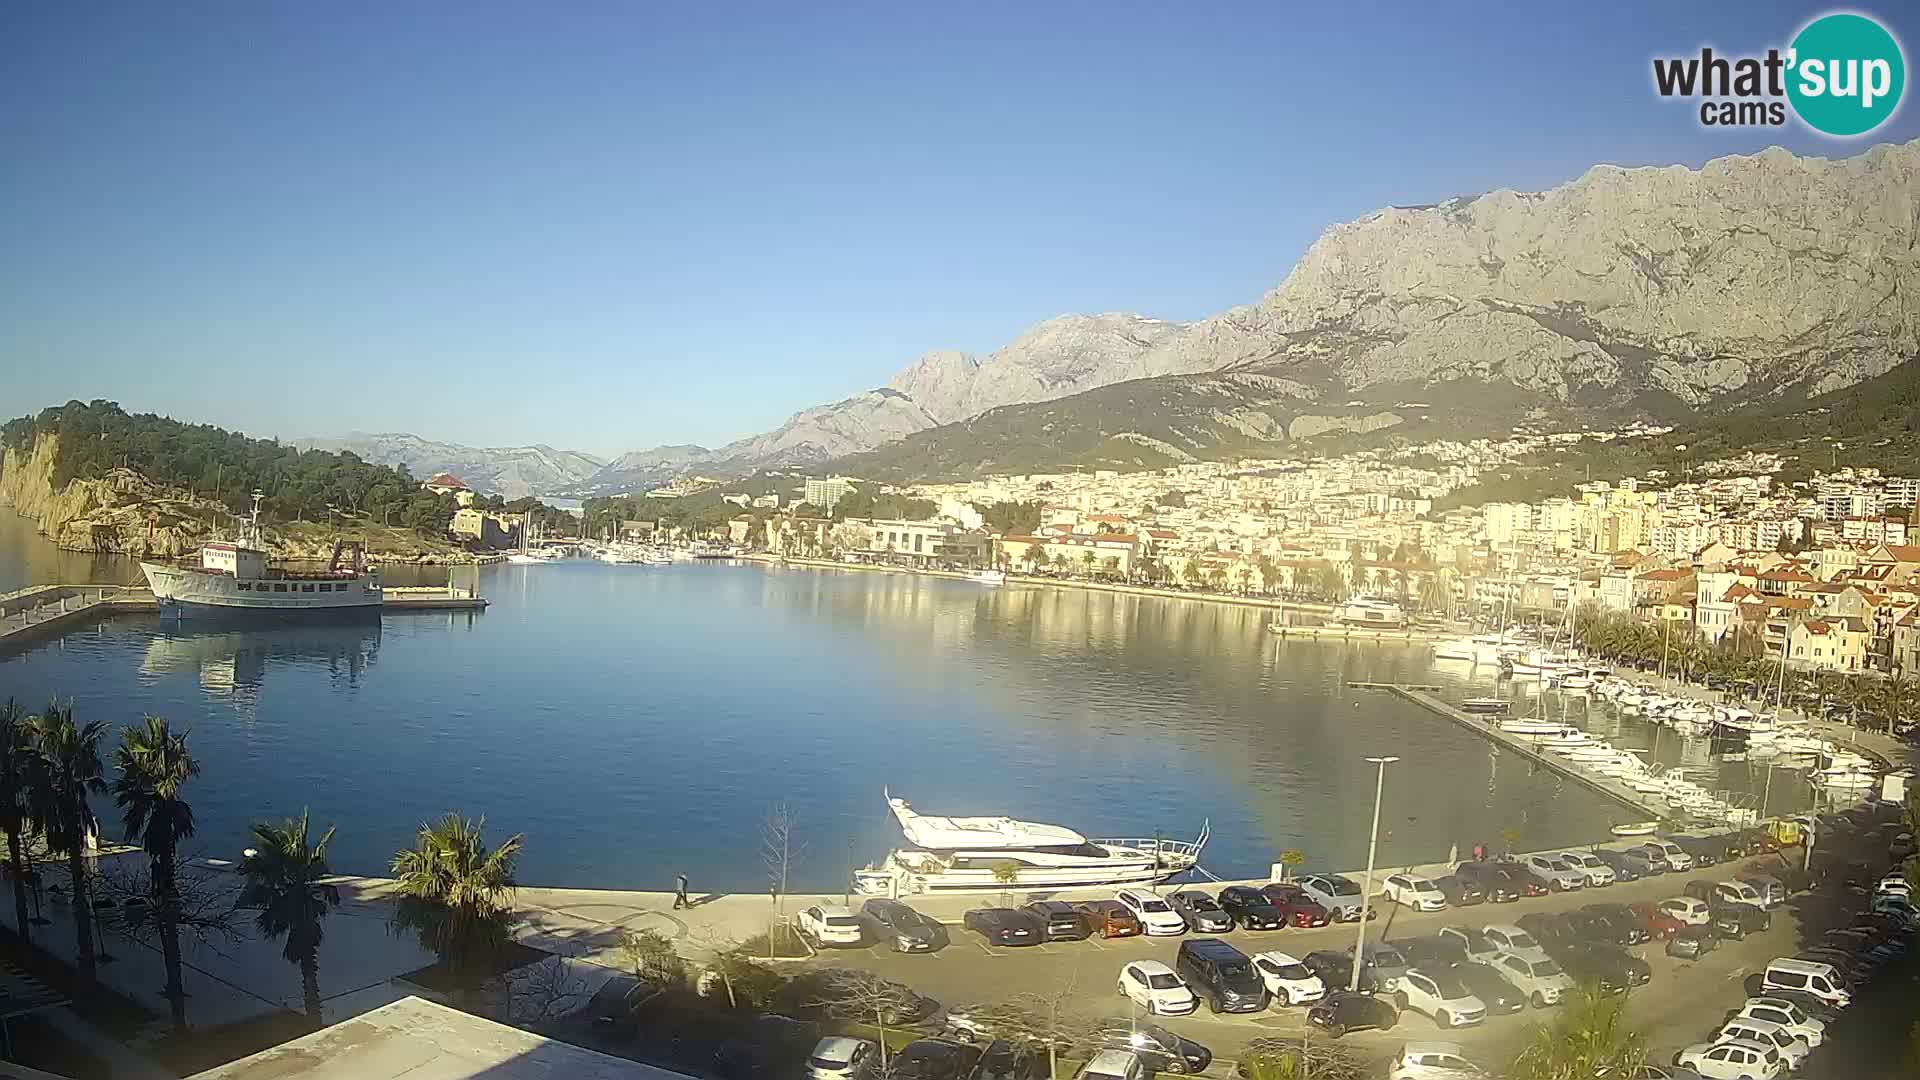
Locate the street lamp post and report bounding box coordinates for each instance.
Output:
[1350,755,1399,992]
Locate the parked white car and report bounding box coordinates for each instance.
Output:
[1711,1018,1810,1070]
[1734,997,1826,1048]
[1117,960,1197,1015]
[1520,854,1587,892]
[1387,1041,1486,1080]
[1296,873,1370,921]
[1638,840,1694,872]
[1673,1039,1784,1080]
[807,1037,879,1080]
[1556,851,1616,887]
[1393,968,1486,1029]
[1480,924,1548,961]
[1115,889,1188,936]
[796,904,866,946]
[1251,951,1326,1006]
[1487,950,1574,1008]
[1877,874,1913,901]
[1382,874,1449,912]
[1657,897,1711,927]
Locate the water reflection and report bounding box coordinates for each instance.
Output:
[139,616,382,698]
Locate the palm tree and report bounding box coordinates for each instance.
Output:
[389,815,523,986]
[0,700,37,938]
[1506,985,1648,1078]
[112,716,199,1030]
[238,812,340,1024]
[26,701,107,982]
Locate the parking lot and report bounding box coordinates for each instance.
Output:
[795,852,1891,1075]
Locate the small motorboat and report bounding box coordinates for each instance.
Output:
[1460,698,1510,714]
[1610,822,1660,837]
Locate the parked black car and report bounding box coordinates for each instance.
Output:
[1591,848,1645,883]
[1566,910,1638,948]
[1398,935,1467,970]
[1448,960,1525,1015]
[973,1039,1044,1080]
[1217,885,1287,931]
[893,1038,984,1080]
[1708,902,1770,940]
[1556,944,1651,993]
[1667,926,1717,959]
[1579,903,1652,946]
[1302,950,1377,994]
[1020,900,1091,942]
[1517,912,1577,952]
[1669,835,1723,867]
[1167,890,1234,934]
[862,898,950,952]
[714,1014,822,1078]
[1433,874,1486,907]
[1093,1021,1212,1074]
[1175,939,1269,1014]
[1453,860,1522,902]
[963,907,1044,947]
[1305,991,1398,1038]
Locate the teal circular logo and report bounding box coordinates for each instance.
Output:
[1788,13,1905,136]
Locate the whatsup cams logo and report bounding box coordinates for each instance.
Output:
[1652,11,1905,136]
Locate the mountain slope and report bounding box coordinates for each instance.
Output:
[299,433,604,498]
[838,141,1920,480]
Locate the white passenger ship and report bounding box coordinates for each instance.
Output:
[1335,596,1407,628]
[141,493,382,614]
[852,794,1207,896]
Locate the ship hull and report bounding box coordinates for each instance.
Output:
[142,563,383,613]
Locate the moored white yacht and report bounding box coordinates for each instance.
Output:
[969,569,1008,586]
[1334,597,1407,628]
[852,794,1208,896]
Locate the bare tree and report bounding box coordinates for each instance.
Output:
[1238,1036,1369,1080]
[502,949,593,1027]
[97,849,245,962]
[761,802,803,957]
[809,969,924,1076]
[962,971,1102,1080]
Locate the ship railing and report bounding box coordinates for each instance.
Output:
[1094,821,1210,864]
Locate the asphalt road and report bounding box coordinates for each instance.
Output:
[797,856,1856,1075]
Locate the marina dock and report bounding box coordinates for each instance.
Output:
[0,585,155,658]
[1384,684,1674,822]
[0,582,487,658]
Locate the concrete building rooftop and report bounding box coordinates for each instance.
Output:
[189,996,690,1080]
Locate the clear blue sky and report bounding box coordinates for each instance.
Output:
[3,2,1915,457]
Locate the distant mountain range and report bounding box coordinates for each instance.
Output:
[339,140,1920,493]
[296,433,604,499]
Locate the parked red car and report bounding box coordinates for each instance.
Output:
[1073,900,1143,938]
[1494,864,1548,898]
[1260,883,1332,927]
[1628,900,1684,940]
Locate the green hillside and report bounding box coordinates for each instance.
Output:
[2,400,459,534]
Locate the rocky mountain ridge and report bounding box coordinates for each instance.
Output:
[298,433,605,499]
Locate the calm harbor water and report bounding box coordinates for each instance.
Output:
[0,510,1806,892]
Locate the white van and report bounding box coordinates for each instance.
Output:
[1761,958,1851,1008]
[1714,879,1767,909]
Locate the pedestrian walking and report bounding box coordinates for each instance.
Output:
[673,872,690,910]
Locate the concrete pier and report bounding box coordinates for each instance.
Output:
[0,585,154,658]
[1385,684,1673,822]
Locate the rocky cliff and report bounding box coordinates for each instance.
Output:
[0,433,473,562]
